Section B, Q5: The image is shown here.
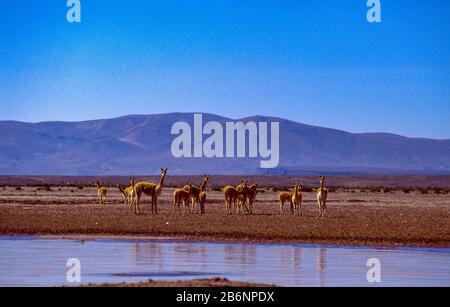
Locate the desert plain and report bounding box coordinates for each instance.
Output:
[0,175,449,248]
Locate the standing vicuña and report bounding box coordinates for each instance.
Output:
[134,168,168,215]
[198,186,207,214]
[183,175,210,214]
[95,181,107,205]
[246,183,258,215]
[223,180,247,215]
[316,176,328,217]
[237,183,258,214]
[173,184,191,214]
[277,184,300,215]
[292,183,303,216]
[117,179,134,209]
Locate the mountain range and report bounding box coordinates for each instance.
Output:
[0,113,449,175]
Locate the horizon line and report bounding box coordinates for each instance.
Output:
[0,112,449,141]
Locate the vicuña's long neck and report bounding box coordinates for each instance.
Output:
[158,173,166,187]
[320,181,324,193]
[200,179,208,190]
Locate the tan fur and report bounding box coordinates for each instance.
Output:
[223,186,237,215]
[223,180,247,215]
[116,184,134,208]
[238,183,258,215]
[278,191,293,214]
[173,184,191,214]
[199,186,207,214]
[292,184,303,216]
[316,176,328,217]
[246,184,258,215]
[134,168,168,215]
[96,181,107,205]
[183,175,210,214]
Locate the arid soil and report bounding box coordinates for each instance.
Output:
[83,278,274,287]
[0,176,449,247]
[1,174,449,189]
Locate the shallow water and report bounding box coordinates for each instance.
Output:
[0,236,449,287]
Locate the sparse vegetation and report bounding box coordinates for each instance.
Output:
[382,187,393,193]
[210,185,222,192]
[416,187,428,195]
[402,188,412,194]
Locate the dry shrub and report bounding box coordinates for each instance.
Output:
[327,186,337,193]
[382,187,393,193]
[302,186,314,193]
[416,187,428,195]
[402,188,412,194]
[431,187,444,194]
[272,186,292,192]
[369,187,382,193]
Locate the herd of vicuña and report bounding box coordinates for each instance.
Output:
[99,169,329,217]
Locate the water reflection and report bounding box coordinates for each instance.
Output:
[316,248,326,287]
[0,237,449,287]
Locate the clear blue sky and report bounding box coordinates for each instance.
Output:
[0,0,449,138]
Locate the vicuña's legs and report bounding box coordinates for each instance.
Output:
[242,198,250,214]
[182,199,188,214]
[225,196,231,215]
[186,200,191,214]
[151,196,154,214]
[192,198,198,214]
[152,197,155,215]
[137,197,140,214]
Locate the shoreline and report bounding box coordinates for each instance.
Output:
[80,278,276,288]
[2,233,449,249]
[1,186,449,250]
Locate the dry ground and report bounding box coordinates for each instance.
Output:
[0,181,449,247]
[83,277,274,287]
